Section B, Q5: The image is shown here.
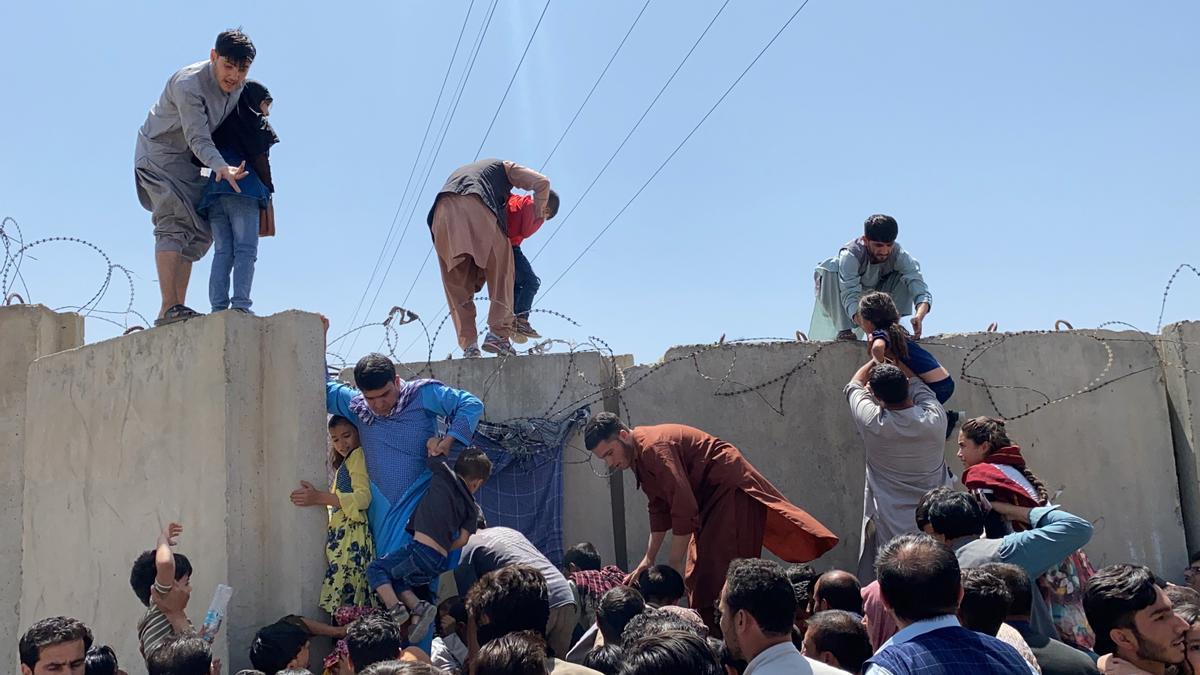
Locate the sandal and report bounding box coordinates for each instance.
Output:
[154,304,202,326]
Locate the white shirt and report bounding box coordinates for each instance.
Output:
[431,634,469,674]
[744,642,845,675]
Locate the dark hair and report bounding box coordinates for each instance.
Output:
[1085,564,1163,656]
[868,363,909,406]
[546,190,561,220]
[635,565,686,606]
[582,643,625,675]
[329,414,354,430]
[914,487,954,531]
[20,617,93,669]
[85,645,119,675]
[146,635,212,675]
[924,488,984,540]
[474,631,547,675]
[346,614,402,671]
[454,448,493,482]
[130,549,194,606]
[978,563,1033,617]
[359,662,442,675]
[597,585,646,644]
[353,353,396,392]
[328,414,356,470]
[858,291,909,361]
[960,417,1050,503]
[1191,550,1200,565]
[215,29,256,66]
[250,619,311,674]
[705,637,746,675]
[440,595,468,624]
[619,630,722,675]
[814,571,864,615]
[805,610,873,674]
[875,533,961,623]
[959,569,1012,636]
[1167,584,1200,608]
[620,609,702,648]
[723,559,795,637]
[584,412,627,451]
[863,214,898,243]
[785,563,819,611]
[467,565,550,640]
[564,542,603,571]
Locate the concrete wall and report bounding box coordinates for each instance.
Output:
[1162,321,1199,556]
[4,306,1194,672]
[17,311,328,675]
[619,329,1187,577]
[0,306,83,672]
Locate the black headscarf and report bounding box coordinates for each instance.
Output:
[213,79,280,158]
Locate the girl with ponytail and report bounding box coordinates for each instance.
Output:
[857,291,961,437]
[958,416,1097,650]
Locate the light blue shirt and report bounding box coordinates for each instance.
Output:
[866,615,1038,675]
[744,642,843,675]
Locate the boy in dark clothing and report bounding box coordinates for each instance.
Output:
[367,449,492,642]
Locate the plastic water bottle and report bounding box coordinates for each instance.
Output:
[199,584,233,643]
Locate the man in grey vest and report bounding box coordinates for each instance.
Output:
[427,159,552,358]
[810,214,932,341]
[135,29,255,326]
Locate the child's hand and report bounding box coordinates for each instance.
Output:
[290,481,323,507]
[319,314,330,334]
[427,436,452,457]
[160,522,183,547]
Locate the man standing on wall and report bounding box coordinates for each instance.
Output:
[584,413,839,632]
[810,214,933,341]
[135,29,255,325]
[426,159,553,358]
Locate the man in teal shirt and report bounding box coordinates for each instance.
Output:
[810,214,933,341]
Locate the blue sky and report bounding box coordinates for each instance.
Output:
[1,1,1196,364]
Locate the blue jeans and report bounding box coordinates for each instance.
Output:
[512,246,540,317]
[366,540,448,592]
[207,195,260,312]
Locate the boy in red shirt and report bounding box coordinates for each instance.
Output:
[506,190,559,341]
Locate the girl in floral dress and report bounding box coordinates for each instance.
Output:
[291,415,378,613]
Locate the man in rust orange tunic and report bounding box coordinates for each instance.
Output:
[584,412,839,630]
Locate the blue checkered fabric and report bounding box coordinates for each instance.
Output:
[867,626,1031,674]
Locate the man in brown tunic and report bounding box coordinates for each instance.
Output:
[584,413,839,630]
[426,159,552,358]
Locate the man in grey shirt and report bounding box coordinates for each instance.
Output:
[134,29,254,325]
[846,361,954,582]
[454,526,578,659]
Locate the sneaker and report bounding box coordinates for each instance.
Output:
[836,329,859,342]
[408,600,438,641]
[482,332,517,356]
[388,603,411,625]
[513,317,542,340]
[463,345,482,359]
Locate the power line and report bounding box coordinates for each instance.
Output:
[538,0,653,172]
[353,0,504,353]
[343,0,480,354]
[536,0,815,303]
[526,0,732,265]
[390,0,728,361]
[473,0,554,161]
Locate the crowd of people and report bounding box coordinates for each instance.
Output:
[17,24,1192,675]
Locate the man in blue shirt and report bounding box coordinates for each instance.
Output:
[920,488,1094,642]
[866,533,1035,675]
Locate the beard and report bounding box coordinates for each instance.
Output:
[1135,632,1185,666]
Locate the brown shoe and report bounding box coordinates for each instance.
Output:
[513,317,542,340]
[836,329,859,341]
